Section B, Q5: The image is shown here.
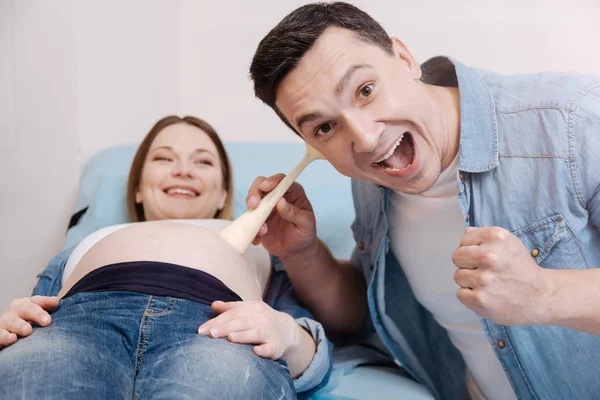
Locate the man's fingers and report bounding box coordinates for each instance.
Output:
[246,176,267,210]
[454,269,478,289]
[246,175,286,210]
[452,245,481,270]
[0,329,18,347]
[276,198,313,227]
[258,224,267,236]
[259,174,285,192]
[460,226,512,247]
[456,287,476,310]
[459,227,487,247]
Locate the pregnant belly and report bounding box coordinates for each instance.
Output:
[58,221,262,301]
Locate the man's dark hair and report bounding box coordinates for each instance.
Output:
[249,2,393,132]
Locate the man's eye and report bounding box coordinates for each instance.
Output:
[359,84,374,99]
[315,122,333,137]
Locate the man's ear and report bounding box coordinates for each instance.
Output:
[390,36,422,80]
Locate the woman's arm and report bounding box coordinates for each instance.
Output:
[198,267,332,394]
[197,300,320,378]
[263,265,333,393]
[280,320,317,377]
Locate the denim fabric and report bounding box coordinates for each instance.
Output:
[351,57,600,399]
[32,251,332,396]
[0,291,296,400]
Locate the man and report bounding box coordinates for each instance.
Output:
[245,2,600,400]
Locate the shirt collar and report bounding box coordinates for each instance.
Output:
[421,56,499,173]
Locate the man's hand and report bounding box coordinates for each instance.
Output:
[246,174,318,261]
[452,227,551,326]
[245,174,368,338]
[198,301,300,360]
[0,296,59,349]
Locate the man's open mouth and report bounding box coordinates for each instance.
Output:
[373,132,415,171]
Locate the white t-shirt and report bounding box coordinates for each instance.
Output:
[62,219,272,295]
[387,156,515,400]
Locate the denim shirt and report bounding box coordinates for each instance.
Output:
[351,57,600,400]
[33,248,332,397]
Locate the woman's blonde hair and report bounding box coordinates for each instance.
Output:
[126,116,234,222]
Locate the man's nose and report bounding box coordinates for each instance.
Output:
[342,110,385,154]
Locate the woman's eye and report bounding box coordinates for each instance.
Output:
[315,122,333,137]
[154,156,172,162]
[196,159,213,166]
[359,84,374,99]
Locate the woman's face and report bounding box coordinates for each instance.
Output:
[135,123,228,221]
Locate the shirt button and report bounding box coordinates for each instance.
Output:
[531,248,540,257]
[466,214,471,222]
[459,172,464,181]
[497,340,505,349]
[358,241,365,250]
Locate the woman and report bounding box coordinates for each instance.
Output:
[0,116,331,399]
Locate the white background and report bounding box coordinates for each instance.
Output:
[1,0,599,310]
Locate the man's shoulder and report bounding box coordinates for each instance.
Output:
[477,69,600,113]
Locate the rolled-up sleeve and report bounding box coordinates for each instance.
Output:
[264,257,333,396]
[293,317,333,395]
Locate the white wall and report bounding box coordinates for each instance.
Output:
[1,0,79,309]
[1,0,599,310]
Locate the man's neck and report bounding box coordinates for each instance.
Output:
[428,84,461,172]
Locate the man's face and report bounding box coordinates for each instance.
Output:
[276,27,450,194]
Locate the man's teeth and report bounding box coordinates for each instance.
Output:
[375,134,405,164]
[382,164,411,172]
[167,188,197,196]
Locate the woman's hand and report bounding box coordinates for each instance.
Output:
[198,300,300,360]
[0,296,59,349]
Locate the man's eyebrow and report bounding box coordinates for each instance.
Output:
[296,112,324,133]
[334,63,373,96]
[295,64,373,133]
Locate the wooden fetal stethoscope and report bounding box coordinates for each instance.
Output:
[219,144,324,254]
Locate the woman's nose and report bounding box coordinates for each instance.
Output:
[173,161,193,178]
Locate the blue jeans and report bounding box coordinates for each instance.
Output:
[0,291,295,399]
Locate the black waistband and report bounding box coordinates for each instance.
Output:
[62,261,242,305]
